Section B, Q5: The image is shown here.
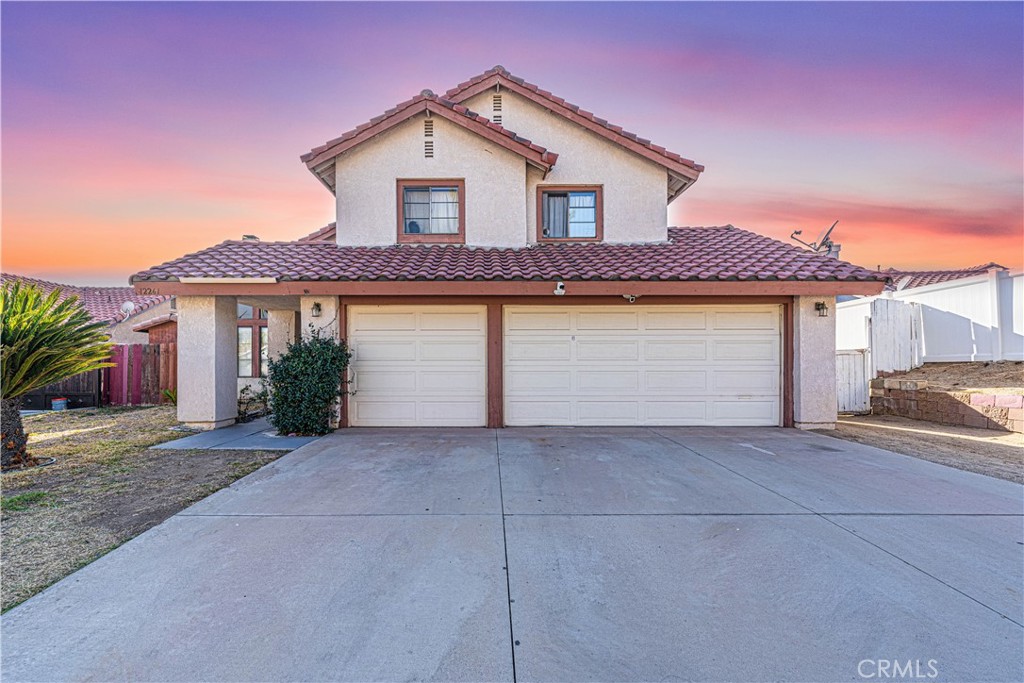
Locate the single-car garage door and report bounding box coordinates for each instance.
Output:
[504,305,781,426]
[348,306,486,426]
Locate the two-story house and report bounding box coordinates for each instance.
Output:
[132,66,886,430]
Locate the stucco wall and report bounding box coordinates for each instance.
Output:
[177,295,238,429]
[333,115,527,247]
[107,299,175,344]
[464,89,670,244]
[793,296,838,429]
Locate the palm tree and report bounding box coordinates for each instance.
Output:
[1,282,114,469]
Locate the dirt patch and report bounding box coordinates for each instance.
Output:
[1,406,281,611]
[818,414,1024,484]
[892,361,1024,395]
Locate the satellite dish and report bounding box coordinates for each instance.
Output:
[119,301,137,317]
[790,220,841,258]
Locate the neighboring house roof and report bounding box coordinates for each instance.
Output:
[444,66,703,198]
[301,91,558,192]
[884,262,1006,291]
[2,273,168,323]
[297,223,337,242]
[132,226,884,284]
[131,312,177,332]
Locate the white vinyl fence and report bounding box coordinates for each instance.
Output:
[836,349,870,413]
[834,268,1023,413]
[837,269,1023,363]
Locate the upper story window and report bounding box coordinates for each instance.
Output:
[397,179,466,244]
[538,186,603,242]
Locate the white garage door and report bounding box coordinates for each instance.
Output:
[504,305,782,426]
[347,306,486,426]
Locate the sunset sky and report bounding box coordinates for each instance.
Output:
[2,2,1021,286]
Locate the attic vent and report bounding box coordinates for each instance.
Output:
[492,94,502,126]
[424,139,434,158]
[423,119,433,137]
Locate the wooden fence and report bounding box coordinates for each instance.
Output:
[21,370,103,410]
[103,343,177,406]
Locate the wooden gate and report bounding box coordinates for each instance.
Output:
[868,298,922,375]
[836,349,870,414]
[103,343,177,406]
[21,371,103,410]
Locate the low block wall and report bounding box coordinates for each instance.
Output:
[869,379,1023,433]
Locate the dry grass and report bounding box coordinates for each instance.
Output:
[1,406,281,612]
[819,414,1024,484]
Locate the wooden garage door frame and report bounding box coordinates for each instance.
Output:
[337,296,795,428]
[503,304,785,426]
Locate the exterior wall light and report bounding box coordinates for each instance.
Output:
[311,302,322,317]
[815,301,829,317]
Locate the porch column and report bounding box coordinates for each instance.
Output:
[177,295,239,430]
[267,310,300,360]
[792,295,838,430]
[299,296,344,428]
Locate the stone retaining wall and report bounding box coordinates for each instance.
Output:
[869,379,1023,433]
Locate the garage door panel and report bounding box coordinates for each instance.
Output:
[645,370,707,391]
[577,401,640,422]
[351,312,417,332]
[712,310,779,331]
[507,370,573,392]
[643,401,708,422]
[356,370,417,393]
[348,306,486,427]
[644,340,706,361]
[508,340,571,361]
[419,370,484,393]
[354,340,418,362]
[418,311,485,331]
[711,400,778,424]
[505,305,781,427]
[507,311,571,331]
[644,311,707,330]
[577,311,639,330]
[577,370,640,392]
[712,369,779,392]
[712,339,778,361]
[577,340,639,361]
[419,339,484,361]
[507,400,572,424]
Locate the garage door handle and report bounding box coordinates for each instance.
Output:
[349,370,357,395]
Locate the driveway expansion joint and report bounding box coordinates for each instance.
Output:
[494,430,519,683]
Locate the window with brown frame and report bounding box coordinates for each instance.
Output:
[396,179,466,243]
[537,185,603,242]
[237,304,269,378]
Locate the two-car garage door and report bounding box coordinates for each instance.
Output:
[504,306,781,426]
[347,305,781,427]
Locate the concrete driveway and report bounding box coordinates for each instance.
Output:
[2,427,1021,682]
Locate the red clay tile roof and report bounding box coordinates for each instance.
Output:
[444,66,703,178]
[132,226,885,284]
[884,263,1006,291]
[301,90,557,186]
[297,223,337,242]
[2,273,169,323]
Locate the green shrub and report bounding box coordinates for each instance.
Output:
[266,327,351,436]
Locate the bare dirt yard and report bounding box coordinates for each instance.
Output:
[893,361,1024,394]
[819,414,1023,484]
[0,406,281,611]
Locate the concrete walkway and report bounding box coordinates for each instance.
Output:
[2,427,1021,682]
[152,417,322,451]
